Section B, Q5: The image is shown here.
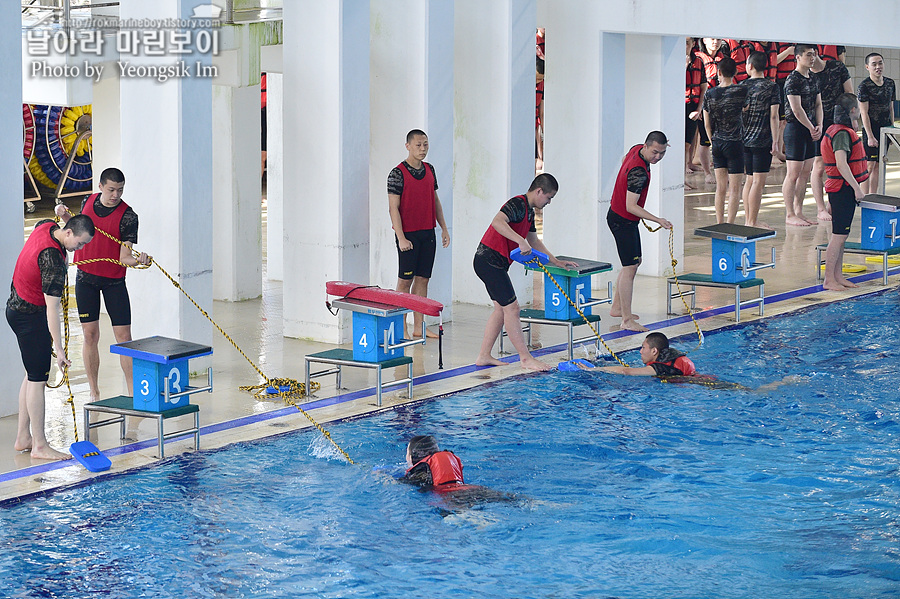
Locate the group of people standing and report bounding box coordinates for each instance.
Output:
[686,38,896,229]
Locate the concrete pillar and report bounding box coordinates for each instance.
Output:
[91,71,121,190]
[0,1,24,416]
[119,0,214,347]
[623,34,684,276]
[369,0,454,321]
[283,0,370,343]
[211,82,262,301]
[453,0,536,306]
[266,72,283,281]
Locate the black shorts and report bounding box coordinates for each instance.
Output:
[473,252,516,307]
[828,183,857,236]
[607,209,642,267]
[698,112,711,147]
[396,229,436,280]
[862,127,882,162]
[685,102,700,141]
[743,146,773,175]
[776,78,787,121]
[711,139,744,174]
[814,118,833,158]
[783,121,816,162]
[261,106,267,151]
[75,277,132,325]
[6,306,52,382]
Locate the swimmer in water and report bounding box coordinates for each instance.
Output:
[577,332,804,391]
[400,435,518,514]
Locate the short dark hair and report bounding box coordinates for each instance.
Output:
[747,51,768,74]
[836,45,846,57]
[536,57,545,75]
[644,131,668,146]
[717,56,736,78]
[99,167,125,184]
[65,214,95,238]
[529,172,558,194]
[865,52,883,65]
[795,43,817,57]
[406,129,427,143]
[408,435,439,463]
[644,332,670,352]
[833,92,859,125]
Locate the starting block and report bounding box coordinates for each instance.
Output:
[859,194,900,251]
[501,255,613,360]
[668,224,776,322]
[313,282,444,405]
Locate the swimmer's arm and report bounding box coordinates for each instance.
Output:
[388,193,411,250]
[625,191,672,229]
[576,362,656,375]
[491,212,530,253]
[527,233,578,270]
[858,100,875,143]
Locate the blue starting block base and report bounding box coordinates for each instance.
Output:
[859,194,900,251]
[667,273,765,323]
[694,223,776,284]
[304,348,414,407]
[815,242,900,285]
[110,336,213,412]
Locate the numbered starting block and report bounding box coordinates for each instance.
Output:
[668,224,776,323]
[309,282,444,405]
[860,194,900,251]
[501,255,613,360]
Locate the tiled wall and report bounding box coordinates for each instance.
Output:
[845,46,900,92]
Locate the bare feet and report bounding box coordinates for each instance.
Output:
[14,435,32,452]
[621,319,649,332]
[785,215,812,227]
[521,357,552,372]
[822,281,845,291]
[609,311,639,319]
[684,180,695,191]
[411,328,440,339]
[817,210,832,222]
[839,278,858,288]
[30,445,71,461]
[704,173,715,184]
[475,355,506,367]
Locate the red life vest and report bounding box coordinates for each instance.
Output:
[480,195,533,263]
[821,124,869,193]
[650,355,697,376]
[696,46,725,87]
[396,162,436,233]
[261,73,267,109]
[408,451,465,487]
[536,79,544,125]
[776,43,795,80]
[760,42,778,80]
[12,221,65,306]
[685,51,704,104]
[817,45,838,62]
[74,193,129,279]
[610,145,650,222]
[725,40,754,82]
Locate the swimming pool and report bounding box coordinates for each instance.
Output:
[2,291,899,598]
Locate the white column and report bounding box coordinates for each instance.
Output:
[91,72,122,189]
[0,1,23,416]
[453,0,536,306]
[212,82,262,301]
[623,34,684,276]
[119,0,214,347]
[283,0,370,342]
[597,32,627,274]
[266,72,284,281]
[369,0,454,321]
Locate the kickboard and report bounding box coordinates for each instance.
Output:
[70,440,112,472]
[865,255,900,265]
[510,248,549,266]
[819,263,866,273]
[558,359,593,372]
[325,281,443,316]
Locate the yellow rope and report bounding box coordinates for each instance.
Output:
[55,210,354,464]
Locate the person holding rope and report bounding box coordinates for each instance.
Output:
[606,131,672,333]
[7,215,95,460]
[55,167,152,402]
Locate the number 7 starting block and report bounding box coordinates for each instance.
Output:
[305,282,444,406]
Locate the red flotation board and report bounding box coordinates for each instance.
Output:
[326,281,443,316]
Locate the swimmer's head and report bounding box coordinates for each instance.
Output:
[640,332,669,364]
[406,435,440,467]
[833,92,860,126]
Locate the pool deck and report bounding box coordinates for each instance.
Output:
[2,163,899,502]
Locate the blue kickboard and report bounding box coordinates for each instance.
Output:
[70,440,112,472]
[558,359,593,372]
[510,248,549,266]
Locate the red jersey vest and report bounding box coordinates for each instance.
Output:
[416,451,465,486]
[610,145,650,222]
[817,45,838,62]
[685,52,704,104]
[74,193,128,279]
[821,124,869,193]
[12,222,65,306]
[397,162,436,233]
[480,195,533,263]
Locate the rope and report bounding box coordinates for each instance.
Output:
[55,208,353,464]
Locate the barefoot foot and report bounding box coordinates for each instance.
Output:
[14,434,33,452]
[817,210,832,222]
[475,356,506,367]
[30,446,71,461]
[785,216,812,227]
[621,319,649,332]
[521,357,552,372]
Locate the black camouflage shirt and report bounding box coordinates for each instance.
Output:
[783,70,821,124]
[741,78,780,148]
[705,84,749,142]
[813,60,851,127]
[857,77,897,128]
[475,195,535,269]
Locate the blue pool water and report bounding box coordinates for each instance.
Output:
[2,292,900,598]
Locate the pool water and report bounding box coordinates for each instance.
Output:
[2,291,900,598]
